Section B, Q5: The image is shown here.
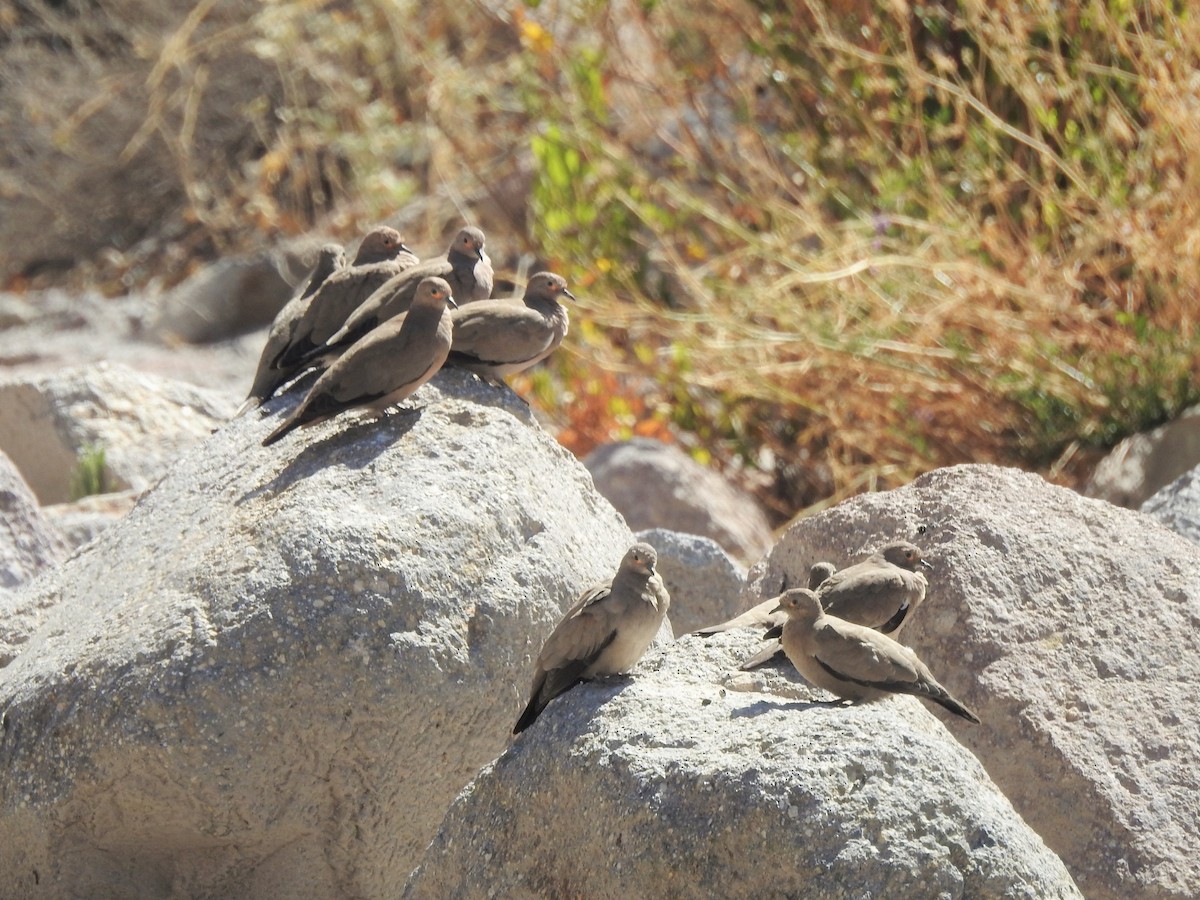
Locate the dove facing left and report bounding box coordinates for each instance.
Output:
[773,588,979,724]
[739,541,931,671]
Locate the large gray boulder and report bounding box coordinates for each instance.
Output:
[0,450,65,592]
[585,437,775,563]
[0,369,636,898]
[405,629,1080,899]
[0,289,262,402]
[746,464,1200,900]
[1085,405,1200,507]
[635,527,746,636]
[1141,466,1200,545]
[0,363,234,504]
[150,239,325,344]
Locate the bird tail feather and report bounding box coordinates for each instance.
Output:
[261,415,297,447]
[512,697,543,734]
[929,690,981,724]
[739,642,784,671]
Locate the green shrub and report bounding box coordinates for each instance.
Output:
[69,445,109,502]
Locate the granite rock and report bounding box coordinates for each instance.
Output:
[747,464,1200,900]
[0,368,636,898]
[406,628,1080,900]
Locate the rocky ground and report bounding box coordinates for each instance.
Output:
[2,268,1200,897]
[6,0,1200,894]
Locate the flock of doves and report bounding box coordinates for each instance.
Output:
[514,539,978,734]
[235,224,571,445]
[239,224,979,735]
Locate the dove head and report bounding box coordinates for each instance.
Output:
[527,271,577,303]
[808,561,836,590]
[318,243,346,266]
[452,226,487,261]
[621,542,658,578]
[413,276,458,310]
[771,588,823,622]
[878,540,932,572]
[354,226,409,264]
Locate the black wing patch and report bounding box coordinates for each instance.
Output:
[878,602,910,634]
[815,656,907,692]
[514,628,619,734]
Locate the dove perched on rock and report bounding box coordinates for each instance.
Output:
[773,588,979,723]
[296,242,346,300]
[274,225,419,371]
[303,227,494,368]
[691,561,836,638]
[740,542,931,670]
[445,271,573,384]
[262,277,456,446]
[235,242,347,416]
[514,542,670,734]
[817,541,931,632]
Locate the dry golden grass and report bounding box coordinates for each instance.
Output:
[510,0,1200,518]
[13,0,1200,520]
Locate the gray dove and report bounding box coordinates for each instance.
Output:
[262,277,456,446]
[514,542,670,734]
[445,271,574,383]
[740,541,931,670]
[275,225,419,370]
[302,226,493,367]
[773,588,979,723]
[235,242,347,416]
[691,560,835,637]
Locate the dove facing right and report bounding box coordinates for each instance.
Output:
[235,242,347,416]
[514,542,670,735]
[274,225,419,371]
[262,276,456,446]
[303,226,494,368]
[445,271,574,384]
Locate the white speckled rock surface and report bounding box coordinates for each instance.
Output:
[747,464,1200,900]
[1142,465,1200,546]
[405,629,1080,900]
[635,527,747,635]
[0,362,234,504]
[0,367,637,898]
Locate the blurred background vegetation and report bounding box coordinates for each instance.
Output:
[7,0,1200,523]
